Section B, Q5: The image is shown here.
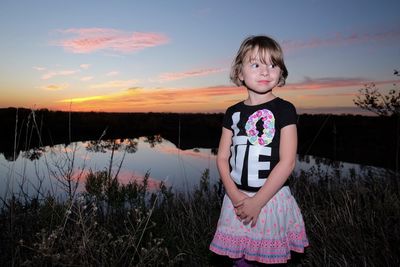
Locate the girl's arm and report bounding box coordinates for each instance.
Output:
[217,127,248,204]
[235,124,297,226]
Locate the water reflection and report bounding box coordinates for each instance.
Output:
[22,147,46,161]
[0,136,385,201]
[86,139,137,154]
[1,136,219,200]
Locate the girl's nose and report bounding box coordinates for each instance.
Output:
[260,66,269,76]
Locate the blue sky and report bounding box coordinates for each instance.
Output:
[0,0,399,114]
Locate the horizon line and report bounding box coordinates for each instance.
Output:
[0,105,378,116]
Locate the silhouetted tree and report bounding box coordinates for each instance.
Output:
[353,70,400,116]
[354,69,400,192]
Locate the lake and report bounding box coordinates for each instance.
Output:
[0,136,384,201]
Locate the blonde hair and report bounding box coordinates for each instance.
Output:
[230,35,288,87]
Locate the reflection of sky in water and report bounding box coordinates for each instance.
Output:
[0,137,384,200]
[0,137,218,199]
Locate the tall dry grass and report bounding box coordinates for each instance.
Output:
[1,164,399,266]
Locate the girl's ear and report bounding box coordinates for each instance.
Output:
[277,72,285,87]
[238,71,243,82]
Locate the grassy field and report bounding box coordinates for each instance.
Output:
[1,162,399,266]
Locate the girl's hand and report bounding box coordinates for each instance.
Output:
[231,191,249,221]
[234,197,263,227]
[231,190,248,206]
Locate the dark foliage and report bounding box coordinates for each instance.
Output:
[1,108,397,169]
[1,167,399,266]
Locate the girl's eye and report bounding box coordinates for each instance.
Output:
[250,63,259,68]
[268,64,276,69]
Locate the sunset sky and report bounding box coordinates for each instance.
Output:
[1,0,399,114]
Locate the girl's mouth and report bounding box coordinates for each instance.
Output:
[258,80,270,84]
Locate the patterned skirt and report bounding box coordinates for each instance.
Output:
[209,186,309,264]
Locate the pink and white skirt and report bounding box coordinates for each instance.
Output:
[209,186,309,264]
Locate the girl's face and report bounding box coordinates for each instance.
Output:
[239,49,282,94]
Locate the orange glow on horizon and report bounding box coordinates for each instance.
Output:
[52,86,247,113]
[58,95,110,104]
[2,78,398,114]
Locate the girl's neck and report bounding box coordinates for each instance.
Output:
[244,91,276,106]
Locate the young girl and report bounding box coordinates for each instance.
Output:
[209,35,308,265]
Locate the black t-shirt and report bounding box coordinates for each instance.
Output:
[223,97,297,191]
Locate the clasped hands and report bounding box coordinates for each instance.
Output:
[233,196,263,228]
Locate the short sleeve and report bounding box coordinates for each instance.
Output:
[222,106,234,130]
[279,100,298,128]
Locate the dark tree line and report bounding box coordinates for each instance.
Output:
[0,107,398,170]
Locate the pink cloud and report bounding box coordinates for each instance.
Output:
[158,68,226,81]
[54,28,169,54]
[282,29,400,51]
[90,79,139,89]
[80,64,90,69]
[106,71,119,76]
[81,76,94,82]
[284,77,400,91]
[157,146,217,160]
[117,170,164,191]
[41,69,80,80]
[39,84,69,91]
[297,106,376,116]
[33,66,46,71]
[72,169,165,192]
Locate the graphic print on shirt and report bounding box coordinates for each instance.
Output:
[230,109,275,189]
